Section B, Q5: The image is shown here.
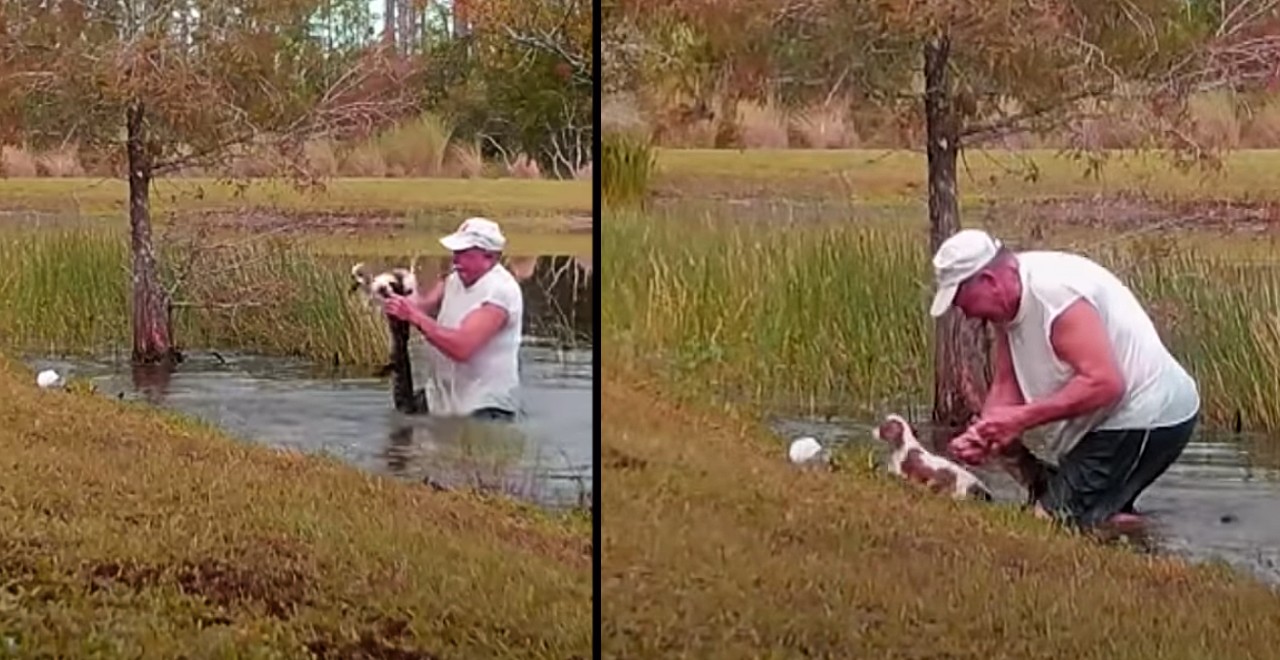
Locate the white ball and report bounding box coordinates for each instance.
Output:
[789,436,825,464]
[35,369,60,389]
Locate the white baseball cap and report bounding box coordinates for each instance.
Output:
[440,217,507,252]
[929,229,1002,318]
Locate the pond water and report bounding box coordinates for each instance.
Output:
[24,254,595,510]
[772,415,1280,588]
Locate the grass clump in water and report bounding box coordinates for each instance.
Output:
[0,354,590,656]
[602,131,656,208]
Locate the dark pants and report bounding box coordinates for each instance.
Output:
[1038,413,1198,530]
[471,407,516,423]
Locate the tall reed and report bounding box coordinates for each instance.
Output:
[0,228,387,366]
[602,131,656,209]
[604,208,931,416]
[604,208,1280,431]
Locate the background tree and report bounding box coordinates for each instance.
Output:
[0,0,417,365]
[461,0,593,176]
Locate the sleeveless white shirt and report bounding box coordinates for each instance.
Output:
[1004,251,1199,460]
[409,264,523,416]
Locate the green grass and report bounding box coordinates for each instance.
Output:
[0,224,593,366]
[602,132,656,208]
[0,228,393,366]
[603,207,1280,432]
[601,370,1280,659]
[654,147,1280,202]
[0,354,590,656]
[0,177,592,220]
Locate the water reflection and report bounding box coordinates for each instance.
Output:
[773,414,1280,588]
[381,413,580,504]
[130,362,174,405]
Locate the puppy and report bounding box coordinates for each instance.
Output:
[350,262,418,303]
[349,261,428,415]
[872,414,993,501]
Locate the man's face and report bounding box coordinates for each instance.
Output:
[952,270,1008,323]
[452,247,496,285]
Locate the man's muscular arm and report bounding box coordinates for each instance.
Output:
[1006,298,1125,431]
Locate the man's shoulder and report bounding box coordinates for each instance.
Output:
[1017,251,1115,287]
[490,264,524,296]
[1015,249,1100,268]
[474,265,523,311]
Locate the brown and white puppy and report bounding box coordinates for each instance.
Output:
[872,414,994,501]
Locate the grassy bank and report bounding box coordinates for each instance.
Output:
[653,148,1280,202]
[601,370,1280,658]
[0,355,591,656]
[603,208,1280,432]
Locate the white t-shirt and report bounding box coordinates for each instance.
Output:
[1004,251,1200,461]
[409,264,523,416]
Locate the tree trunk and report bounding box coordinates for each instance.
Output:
[923,35,991,440]
[453,0,471,38]
[384,0,398,48]
[127,101,176,366]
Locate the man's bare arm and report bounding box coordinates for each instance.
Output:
[1012,298,1125,430]
[409,303,508,363]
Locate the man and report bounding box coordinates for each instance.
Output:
[931,229,1200,532]
[383,217,524,421]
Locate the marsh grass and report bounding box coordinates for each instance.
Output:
[0,229,131,354]
[0,228,595,364]
[0,355,590,656]
[604,208,1280,430]
[0,228,387,366]
[602,131,656,208]
[173,239,389,366]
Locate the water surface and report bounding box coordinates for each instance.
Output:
[23,253,595,509]
[33,346,593,509]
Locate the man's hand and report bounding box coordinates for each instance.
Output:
[948,428,992,465]
[970,405,1031,453]
[383,294,421,324]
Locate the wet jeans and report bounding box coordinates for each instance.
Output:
[1039,413,1199,529]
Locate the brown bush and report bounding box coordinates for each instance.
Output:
[1,146,38,177]
[339,141,387,177]
[506,153,542,179]
[35,146,86,177]
[448,142,486,179]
